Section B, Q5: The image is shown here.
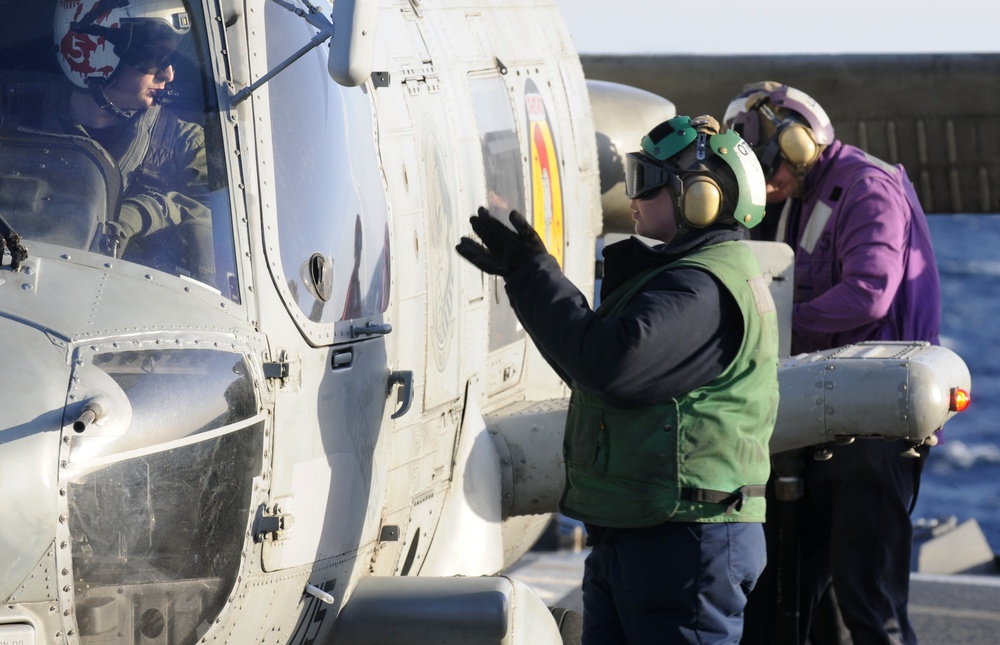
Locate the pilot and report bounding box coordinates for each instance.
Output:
[48,0,211,279]
[723,82,941,645]
[457,115,779,644]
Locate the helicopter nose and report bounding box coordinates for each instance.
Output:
[0,317,70,601]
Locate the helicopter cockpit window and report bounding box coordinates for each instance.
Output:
[0,1,239,301]
[264,0,389,325]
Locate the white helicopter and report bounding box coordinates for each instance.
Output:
[0,1,970,644]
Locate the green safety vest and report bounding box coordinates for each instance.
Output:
[560,241,779,526]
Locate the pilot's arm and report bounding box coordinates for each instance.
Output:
[119,118,209,237]
[118,117,214,279]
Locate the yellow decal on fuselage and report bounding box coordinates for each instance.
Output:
[525,79,564,267]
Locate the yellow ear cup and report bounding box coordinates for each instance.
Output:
[683,177,723,227]
[778,124,818,166]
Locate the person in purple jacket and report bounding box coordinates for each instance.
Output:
[724,81,942,645]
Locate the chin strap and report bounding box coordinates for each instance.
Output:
[86,79,138,120]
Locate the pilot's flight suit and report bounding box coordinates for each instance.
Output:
[35,98,213,279]
[69,105,209,259]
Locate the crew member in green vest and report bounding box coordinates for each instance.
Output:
[456,114,779,644]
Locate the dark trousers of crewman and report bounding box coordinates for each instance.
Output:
[742,439,927,645]
[582,521,766,644]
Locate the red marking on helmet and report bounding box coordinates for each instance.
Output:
[60,1,118,79]
[61,32,101,76]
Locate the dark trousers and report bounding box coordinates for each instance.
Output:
[742,439,927,645]
[582,521,766,645]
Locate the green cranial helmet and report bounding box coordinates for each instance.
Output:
[625,115,767,229]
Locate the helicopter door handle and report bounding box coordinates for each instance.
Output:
[351,322,392,338]
[388,370,413,419]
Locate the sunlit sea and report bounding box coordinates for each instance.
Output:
[913,214,1000,552]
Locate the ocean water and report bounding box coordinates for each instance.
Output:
[912,214,1000,552]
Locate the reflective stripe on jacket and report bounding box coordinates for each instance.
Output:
[782,141,941,353]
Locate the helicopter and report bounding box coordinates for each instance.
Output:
[0,1,970,644]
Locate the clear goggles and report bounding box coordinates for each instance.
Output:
[624,152,682,200]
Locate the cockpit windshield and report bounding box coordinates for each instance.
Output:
[0,0,238,301]
[0,131,121,251]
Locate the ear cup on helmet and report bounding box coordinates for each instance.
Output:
[635,116,766,230]
[680,176,723,227]
[777,123,819,167]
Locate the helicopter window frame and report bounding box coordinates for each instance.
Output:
[0,0,242,302]
[250,0,391,344]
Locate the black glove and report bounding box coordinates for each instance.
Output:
[455,207,547,277]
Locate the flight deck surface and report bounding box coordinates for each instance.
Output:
[507,549,1000,644]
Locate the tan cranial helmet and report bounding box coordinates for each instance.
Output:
[722,81,835,181]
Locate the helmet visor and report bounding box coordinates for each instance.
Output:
[625,152,674,200]
[118,21,183,74]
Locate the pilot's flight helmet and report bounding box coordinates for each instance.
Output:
[722,81,834,180]
[624,115,767,229]
[54,0,191,90]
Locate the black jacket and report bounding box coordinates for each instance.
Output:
[504,226,745,408]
